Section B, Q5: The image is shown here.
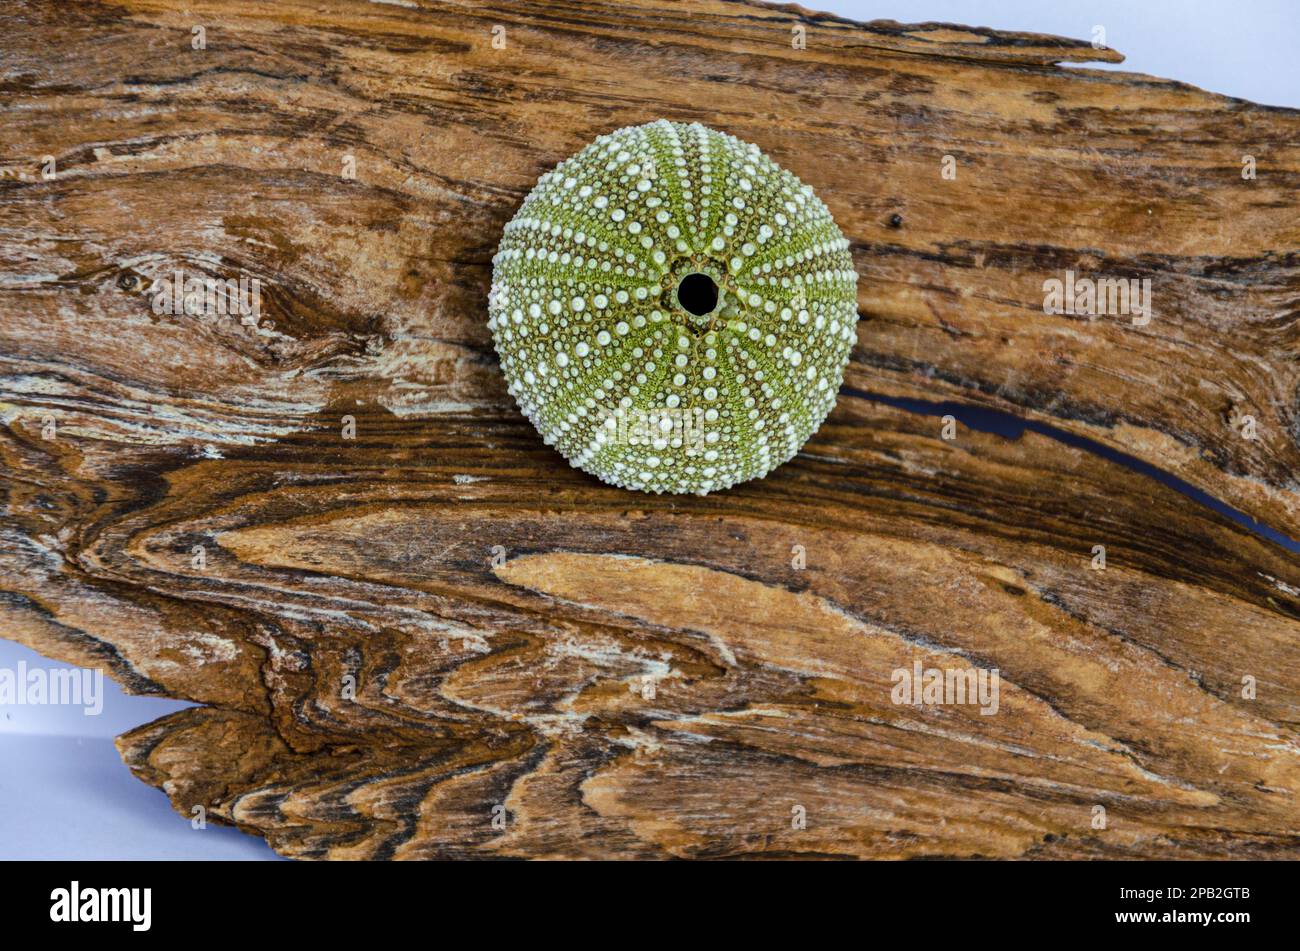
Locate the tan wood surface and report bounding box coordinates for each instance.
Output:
[2,0,1298,858]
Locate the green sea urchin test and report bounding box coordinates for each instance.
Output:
[488,120,859,494]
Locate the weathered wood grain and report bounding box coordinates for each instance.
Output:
[1,0,1298,859]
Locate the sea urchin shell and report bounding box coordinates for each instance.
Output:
[488,120,859,494]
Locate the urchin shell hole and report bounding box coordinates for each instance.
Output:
[677,272,719,316]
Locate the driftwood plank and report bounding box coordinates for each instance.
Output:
[1,0,1298,859]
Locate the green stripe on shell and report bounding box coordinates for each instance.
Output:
[489,120,858,495]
